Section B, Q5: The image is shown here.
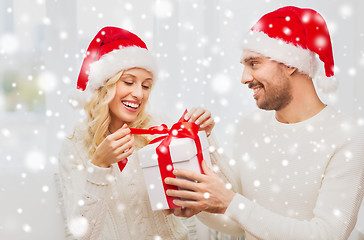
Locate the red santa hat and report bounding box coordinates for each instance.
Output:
[243,6,337,93]
[70,26,158,107]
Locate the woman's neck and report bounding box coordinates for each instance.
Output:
[109,120,125,133]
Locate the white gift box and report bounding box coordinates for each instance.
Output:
[138,131,211,211]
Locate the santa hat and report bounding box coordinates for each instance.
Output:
[69,26,158,107]
[243,6,337,93]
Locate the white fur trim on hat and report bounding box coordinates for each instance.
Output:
[315,74,339,93]
[87,46,158,92]
[242,31,318,78]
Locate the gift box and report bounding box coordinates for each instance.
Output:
[138,131,211,211]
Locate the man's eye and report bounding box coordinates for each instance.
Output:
[250,62,257,67]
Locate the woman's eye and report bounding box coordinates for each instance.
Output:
[142,85,151,89]
[123,81,133,86]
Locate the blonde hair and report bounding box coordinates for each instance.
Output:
[74,70,154,159]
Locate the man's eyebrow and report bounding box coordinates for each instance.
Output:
[244,57,260,63]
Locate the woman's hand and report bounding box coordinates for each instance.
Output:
[91,124,134,168]
[184,107,215,137]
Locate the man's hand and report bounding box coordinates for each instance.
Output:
[162,207,201,218]
[164,160,236,214]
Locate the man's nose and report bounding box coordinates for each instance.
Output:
[241,68,253,85]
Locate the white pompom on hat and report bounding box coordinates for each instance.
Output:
[69,26,158,107]
[242,6,337,93]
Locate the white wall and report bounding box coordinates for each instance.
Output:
[1,0,363,239]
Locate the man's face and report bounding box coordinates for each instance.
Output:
[241,50,293,111]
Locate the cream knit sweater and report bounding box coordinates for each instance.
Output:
[58,131,188,240]
[213,105,364,240]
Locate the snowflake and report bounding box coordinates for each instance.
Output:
[42,185,49,192]
[0,34,19,54]
[38,72,58,92]
[333,208,342,217]
[25,150,46,172]
[124,2,133,11]
[22,224,32,233]
[211,74,231,94]
[339,4,353,19]
[348,68,356,76]
[69,217,89,237]
[154,0,173,19]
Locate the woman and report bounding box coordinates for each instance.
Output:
[58,26,215,239]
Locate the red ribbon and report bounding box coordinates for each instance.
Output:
[119,110,205,209]
[117,125,169,172]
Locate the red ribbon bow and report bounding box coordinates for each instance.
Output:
[118,110,205,209]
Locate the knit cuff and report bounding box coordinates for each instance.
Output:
[84,160,113,198]
[207,132,219,149]
[225,193,254,225]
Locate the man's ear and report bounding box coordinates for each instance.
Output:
[285,65,298,76]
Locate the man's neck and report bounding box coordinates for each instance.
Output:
[275,100,326,124]
[274,76,326,124]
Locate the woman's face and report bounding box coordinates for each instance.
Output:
[109,68,153,127]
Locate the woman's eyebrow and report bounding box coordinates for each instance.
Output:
[121,74,136,78]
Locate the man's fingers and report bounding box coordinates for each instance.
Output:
[166,189,201,201]
[173,199,201,209]
[165,177,200,191]
[201,160,214,176]
[171,168,206,183]
[162,209,173,215]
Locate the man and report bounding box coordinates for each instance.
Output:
[164,6,364,240]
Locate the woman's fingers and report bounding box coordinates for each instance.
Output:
[184,108,195,121]
[115,136,134,155]
[114,133,132,148]
[117,145,134,160]
[184,108,214,134]
[108,124,130,141]
[189,108,205,123]
[195,111,212,126]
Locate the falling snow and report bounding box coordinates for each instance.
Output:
[1,1,363,239]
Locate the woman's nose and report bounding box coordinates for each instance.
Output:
[131,85,143,99]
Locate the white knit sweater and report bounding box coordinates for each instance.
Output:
[58,131,188,240]
[217,105,364,240]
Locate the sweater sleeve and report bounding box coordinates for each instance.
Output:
[225,131,364,240]
[58,137,113,240]
[196,133,245,236]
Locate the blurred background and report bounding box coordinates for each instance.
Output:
[0,0,363,239]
